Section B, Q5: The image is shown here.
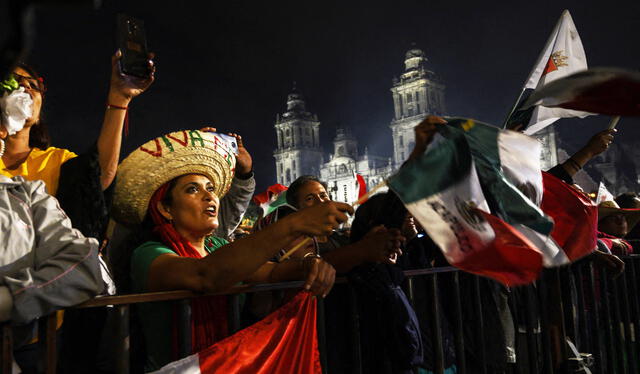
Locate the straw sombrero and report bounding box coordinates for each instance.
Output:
[598,200,640,232]
[113,130,236,225]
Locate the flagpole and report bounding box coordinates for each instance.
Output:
[279,180,388,262]
[607,116,621,130]
[501,89,527,129]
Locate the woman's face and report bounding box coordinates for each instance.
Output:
[13,67,43,127]
[162,174,220,236]
[296,181,330,209]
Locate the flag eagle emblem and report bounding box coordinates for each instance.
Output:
[543,50,569,75]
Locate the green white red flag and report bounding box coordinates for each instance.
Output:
[151,292,321,374]
[387,124,545,285]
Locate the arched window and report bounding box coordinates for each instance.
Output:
[399,135,404,147]
[337,146,345,156]
[286,169,291,184]
[406,93,412,103]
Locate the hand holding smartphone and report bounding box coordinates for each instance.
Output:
[116,14,151,78]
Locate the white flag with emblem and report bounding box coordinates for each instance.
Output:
[505,10,593,134]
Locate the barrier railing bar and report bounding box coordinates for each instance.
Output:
[619,267,635,374]
[228,295,241,335]
[177,299,192,359]
[586,261,604,374]
[451,272,466,374]
[524,285,540,374]
[115,305,130,374]
[316,297,328,374]
[37,313,57,374]
[429,273,445,374]
[472,276,487,374]
[536,275,554,374]
[2,324,13,374]
[613,271,628,374]
[629,259,640,372]
[600,268,616,374]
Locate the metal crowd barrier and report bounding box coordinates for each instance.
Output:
[2,255,640,374]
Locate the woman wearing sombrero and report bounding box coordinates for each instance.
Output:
[113,129,352,371]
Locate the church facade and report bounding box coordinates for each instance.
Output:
[273,47,447,203]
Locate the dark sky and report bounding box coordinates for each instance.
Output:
[28,0,640,191]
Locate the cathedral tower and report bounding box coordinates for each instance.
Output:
[273,85,323,185]
[389,47,446,166]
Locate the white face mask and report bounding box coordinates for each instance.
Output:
[0,87,33,136]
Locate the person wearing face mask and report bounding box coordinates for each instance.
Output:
[0,53,154,240]
[0,54,154,373]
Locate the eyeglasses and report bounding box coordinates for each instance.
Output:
[12,73,46,93]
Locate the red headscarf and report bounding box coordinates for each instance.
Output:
[148,183,228,355]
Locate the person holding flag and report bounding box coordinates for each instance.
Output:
[112,130,354,371]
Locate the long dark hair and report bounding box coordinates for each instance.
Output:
[15,62,51,149]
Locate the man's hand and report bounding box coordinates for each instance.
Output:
[287,201,354,237]
[592,250,625,278]
[584,129,616,157]
[200,127,253,176]
[409,115,447,161]
[359,225,405,264]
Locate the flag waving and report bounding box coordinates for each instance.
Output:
[505,10,592,134]
[387,125,544,286]
[521,67,640,116]
[152,292,321,374]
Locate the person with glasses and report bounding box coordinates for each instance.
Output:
[0,52,154,373]
[0,53,154,201]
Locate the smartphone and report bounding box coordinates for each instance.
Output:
[116,14,150,78]
[218,133,240,155]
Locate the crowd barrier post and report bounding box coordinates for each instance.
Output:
[451,272,466,374]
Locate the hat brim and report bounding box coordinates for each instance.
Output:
[112,130,236,225]
[598,206,640,233]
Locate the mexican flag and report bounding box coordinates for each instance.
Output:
[504,9,592,134]
[387,125,545,285]
[446,118,569,267]
[151,292,321,374]
[541,171,598,260]
[252,184,289,217]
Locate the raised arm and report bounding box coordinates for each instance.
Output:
[550,129,616,181]
[97,50,155,190]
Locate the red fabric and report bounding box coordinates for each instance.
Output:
[252,184,288,205]
[197,292,321,374]
[356,174,367,202]
[541,172,598,261]
[597,231,633,256]
[148,185,229,356]
[453,210,543,287]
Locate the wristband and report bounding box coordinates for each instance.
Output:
[107,103,130,136]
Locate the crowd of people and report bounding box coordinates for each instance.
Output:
[0,51,639,374]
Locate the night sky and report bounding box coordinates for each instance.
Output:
[27,0,640,191]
